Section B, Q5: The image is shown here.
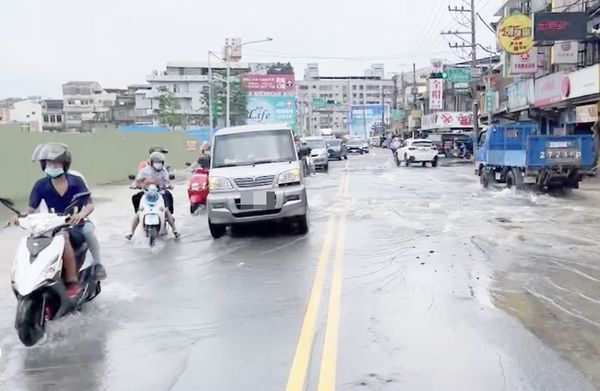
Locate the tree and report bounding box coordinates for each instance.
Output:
[154,86,184,130]
[267,62,295,75]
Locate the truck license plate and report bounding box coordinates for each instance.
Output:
[240,191,276,210]
[545,148,580,160]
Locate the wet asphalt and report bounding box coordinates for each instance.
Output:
[0,148,599,391]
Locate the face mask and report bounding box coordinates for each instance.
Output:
[45,167,64,178]
[152,162,163,170]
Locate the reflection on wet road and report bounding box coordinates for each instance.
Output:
[0,149,599,390]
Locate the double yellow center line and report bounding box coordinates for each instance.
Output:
[286,170,350,391]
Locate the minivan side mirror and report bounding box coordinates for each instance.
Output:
[128,175,136,180]
[169,174,175,180]
[185,162,192,166]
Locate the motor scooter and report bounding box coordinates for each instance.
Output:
[186,157,210,215]
[128,175,174,247]
[0,195,101,346]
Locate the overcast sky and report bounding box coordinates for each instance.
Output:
[0,0,502,98]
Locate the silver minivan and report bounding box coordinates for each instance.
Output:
[206,124,309,238]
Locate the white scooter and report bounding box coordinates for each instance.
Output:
[128,175,173,247]
[0,195,101,347]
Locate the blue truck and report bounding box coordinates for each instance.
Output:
[476,122,597,191]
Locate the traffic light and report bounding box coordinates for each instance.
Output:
[213,92,224,117]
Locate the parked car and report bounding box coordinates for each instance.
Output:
[207,124,309,239]
[370,136,381,147]
[302,136,329,171]
[326,139,348,160]
[397,138,439,167]
[347,138,369,154]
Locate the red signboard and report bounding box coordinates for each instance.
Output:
[241,74,295,93]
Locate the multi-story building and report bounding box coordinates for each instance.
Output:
[62,81,116,131]
[41,99,64,132]
[9,99,43,132]
[140,61,250,126]
[111,85,148,125]
[298,64,395,136]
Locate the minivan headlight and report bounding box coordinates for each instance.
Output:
[209,177,233,191]
[278,169,301,185]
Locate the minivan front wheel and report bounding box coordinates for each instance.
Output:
[209,220,226,239]
[296,214,309,235]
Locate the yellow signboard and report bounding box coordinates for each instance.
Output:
[497,14,533,55]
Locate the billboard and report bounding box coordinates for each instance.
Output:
[242,74,295,93]
[246,96,297,130]
[349,104,389,137]
[533,12,588,41]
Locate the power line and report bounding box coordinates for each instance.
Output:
[410,1,447,54]
[477,12,496,34]
[411,1,449,54]
[243,48,457,61]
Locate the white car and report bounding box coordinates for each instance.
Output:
[302,136,329,172]
[397,139,439,167]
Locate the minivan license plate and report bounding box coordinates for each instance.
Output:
[240,191,276,210]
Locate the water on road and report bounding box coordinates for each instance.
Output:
[0,149,599,390]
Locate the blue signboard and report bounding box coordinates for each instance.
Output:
[349,104,389,137]
[246,96,297,130]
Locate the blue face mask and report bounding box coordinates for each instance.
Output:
[45,167,64,178]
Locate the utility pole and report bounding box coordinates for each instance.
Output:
[441,0,479,154]
[411,63,417,111]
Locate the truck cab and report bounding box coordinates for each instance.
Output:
[477,123,596,191]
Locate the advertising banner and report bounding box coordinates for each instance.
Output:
[349,104,389,137]
[510,50,538,74]
[534,71,568,107]
[429,79,444,110]
[246,96,297,130]
[242,74,295,93]
[533,12,588,41]
[576,104,599,123]
[507,79,534,111]
[565,64,600,100]
[421,111,473,130]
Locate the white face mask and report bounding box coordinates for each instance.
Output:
[152,162,163,170]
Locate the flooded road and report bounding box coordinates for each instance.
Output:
[0,149,598,390]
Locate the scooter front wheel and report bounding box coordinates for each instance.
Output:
[148,227,159,247]
[15,297,45,347]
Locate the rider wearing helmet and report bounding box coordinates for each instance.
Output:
[138,147,169,171]
[31,143,106,280]
[13,144,93,298]
[126,151,179,239]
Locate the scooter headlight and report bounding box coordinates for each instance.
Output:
[191,183,201,191]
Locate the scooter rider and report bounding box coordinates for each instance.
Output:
[12,144,94,298]
[31,143,107,280]
[126,151,180,240]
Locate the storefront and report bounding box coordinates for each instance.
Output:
[506,79,535,121]
[421,111,473,132]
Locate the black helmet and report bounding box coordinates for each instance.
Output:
[32,143,72,172]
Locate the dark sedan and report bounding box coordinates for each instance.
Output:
[326,139,348,160]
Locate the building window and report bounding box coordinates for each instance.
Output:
[359,85,364,90]
[173,84,179,93]
[57,115,62,123]
[312,85,317,89]
[352,85,357,90]
[50,115,56,123]
[43,115,49,123]
[300,85,308,90]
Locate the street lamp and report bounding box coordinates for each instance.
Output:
[224,37,273,127]
[207,50,225,130]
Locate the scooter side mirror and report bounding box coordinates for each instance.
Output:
[185,162,192,166]
[169,174,175,180]
[128,175,136,180]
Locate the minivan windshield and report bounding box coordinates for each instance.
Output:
[212,129,296,168]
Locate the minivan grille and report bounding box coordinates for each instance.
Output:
[234,175,275,188]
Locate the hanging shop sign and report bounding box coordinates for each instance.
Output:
[510,50,538,74]
[497,14,534,54]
